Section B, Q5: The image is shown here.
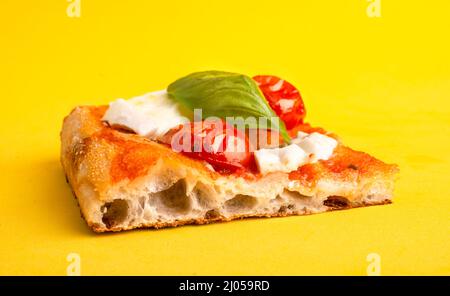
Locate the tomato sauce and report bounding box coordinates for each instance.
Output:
[95,128,159,183]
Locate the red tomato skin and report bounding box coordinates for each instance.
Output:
[168,120,253,173]
[253,75,306,129]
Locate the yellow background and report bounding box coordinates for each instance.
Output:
[0,0,449,275]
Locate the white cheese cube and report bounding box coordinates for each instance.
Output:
[254,144,308,175]
[295,132,338,162]
[102,90,190,140]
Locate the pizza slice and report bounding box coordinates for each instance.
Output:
[60,71,398,232]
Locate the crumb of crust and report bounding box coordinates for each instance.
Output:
[87,199,392,233]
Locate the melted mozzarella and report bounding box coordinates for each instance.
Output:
[102,90,190,140]
[254,131,338,174]
[254,144,308,174]
[295,132,338,162]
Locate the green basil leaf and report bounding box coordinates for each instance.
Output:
[167,71,291,143]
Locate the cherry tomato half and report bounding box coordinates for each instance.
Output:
[168,120,252,173]
[253,75,306,129]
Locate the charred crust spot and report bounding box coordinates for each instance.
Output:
[347,164,359,170]
[323,196,350,209]
[279,204,295,214]
[101,199,129,229]
[205,209,221,220]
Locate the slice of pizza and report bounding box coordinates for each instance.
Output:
[60,71,398,232]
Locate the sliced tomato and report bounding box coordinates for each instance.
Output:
[168,120,253,173]
[253,75,306,129]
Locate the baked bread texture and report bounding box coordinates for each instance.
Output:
[61,106,398,232]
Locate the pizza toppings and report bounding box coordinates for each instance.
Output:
[254,131,338,174]
[292,132,338,162]
[102,90,190,140]
[167,71,291,143]
[254,144,307,175]
[169,119,253,173]
[253,75,306,129]
[102,71,337,176]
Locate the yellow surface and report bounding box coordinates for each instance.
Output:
[0,0,449,275]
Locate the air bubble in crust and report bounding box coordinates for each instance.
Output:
[101,199,130,228]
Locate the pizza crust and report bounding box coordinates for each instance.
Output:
[61,106,398,232]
